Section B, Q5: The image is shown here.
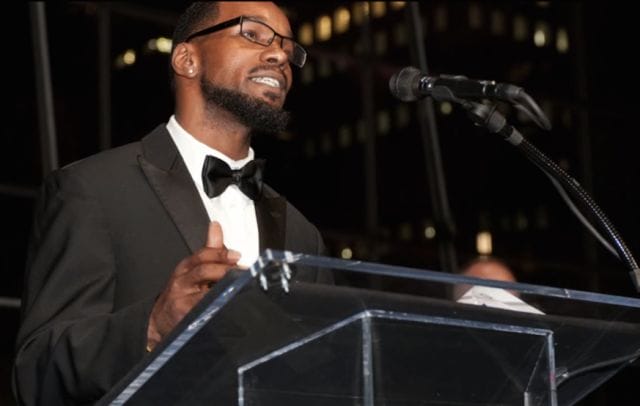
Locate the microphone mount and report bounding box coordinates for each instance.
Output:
[389,66,551,131]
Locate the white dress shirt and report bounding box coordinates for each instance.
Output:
[166,115,260,267]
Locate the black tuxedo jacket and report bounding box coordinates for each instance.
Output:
[13,125,331,405]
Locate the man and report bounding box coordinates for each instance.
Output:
[13,2,331,404]
[452,256,543,315]
[452,256,517,300]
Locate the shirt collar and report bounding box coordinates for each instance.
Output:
[166,115,255,190]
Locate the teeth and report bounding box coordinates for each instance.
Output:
[251,77,280,88]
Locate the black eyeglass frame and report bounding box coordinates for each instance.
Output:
[185,16,307,68]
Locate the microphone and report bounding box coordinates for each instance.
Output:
[389,66,552,130]
[389,66,524,103]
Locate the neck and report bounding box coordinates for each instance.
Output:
[176,104,252,161]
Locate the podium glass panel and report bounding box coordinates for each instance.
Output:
[100,250,640,406]
[238,310,556,405]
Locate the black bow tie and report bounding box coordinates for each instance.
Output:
[202,155,265,200]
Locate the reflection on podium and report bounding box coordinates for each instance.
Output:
[100,251,640,406]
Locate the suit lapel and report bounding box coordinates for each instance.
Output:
[255,189,286,252]
[138,126,209,253]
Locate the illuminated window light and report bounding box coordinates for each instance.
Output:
[338,125,352,148]
[490,10,505,35]
[123,49,136,65]
[146,39,157,51]
[341,247,353,259]
[513,15,528,42]
[476,231,493,255]
[276,131,294,141]
[390,2,406,10]
[146,38,172,53]
[320,132,333,154]
[515,212,529,230]
[335,57,349,72]
[305,139,316,157]
[298,22,314,46]
[115,49,137,69]
[352,4,363,25]
[334,7,350,34]
[371,2,386,18]
[374,31,388,55]
[422,14,429,34]
[394,23,408,46]
[353,39,363,55]
[556,27,569,53]
[356,119,366,142]
[399,223,413,241]
[533,30,546,47]
[424,226,436,239]
[500,216,511,232]
[439,101,453,115]
[468,3,483,29]
[534,21,550,47]
[301,61,314,85]
[434,6,448,32]
[318,58,332,77]
[352,2,370,25]
[395,104,410,128]
[535,207,549,229]
[155,37,172,53]
[316,15,332,42]
[377,110,390,135]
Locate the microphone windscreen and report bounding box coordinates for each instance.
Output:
[389,66,422,102]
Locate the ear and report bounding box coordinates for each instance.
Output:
[171,43,198,79]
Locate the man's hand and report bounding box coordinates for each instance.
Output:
[146,221,240,351]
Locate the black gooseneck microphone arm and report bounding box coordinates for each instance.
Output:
[389,65,640,292]
[462,100,640,293]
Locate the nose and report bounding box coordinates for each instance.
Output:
[260,36,289,66]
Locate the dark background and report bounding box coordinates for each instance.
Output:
[2,2,639,404]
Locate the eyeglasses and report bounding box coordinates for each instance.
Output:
[185,16,307,68]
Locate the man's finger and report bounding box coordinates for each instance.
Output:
[175,247,241,277]
[206,221,224,248]
[192,263,230,284]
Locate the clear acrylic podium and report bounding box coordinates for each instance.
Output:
[99,250,640,405]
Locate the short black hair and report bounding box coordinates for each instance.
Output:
[169,2,220,89]
[171,2,220,52]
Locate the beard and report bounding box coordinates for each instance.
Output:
[200,78,290,135]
